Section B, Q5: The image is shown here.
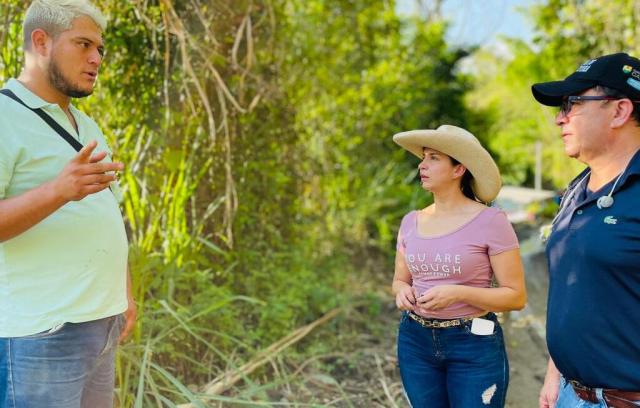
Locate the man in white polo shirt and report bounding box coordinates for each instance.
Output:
[0,1,135,406]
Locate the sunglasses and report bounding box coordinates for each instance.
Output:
[559,95,640,116]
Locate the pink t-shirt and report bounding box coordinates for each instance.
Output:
[396,207,519,319]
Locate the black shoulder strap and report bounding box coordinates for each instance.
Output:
[0,88,84,152]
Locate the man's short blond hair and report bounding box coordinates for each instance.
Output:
[23,0,107,50]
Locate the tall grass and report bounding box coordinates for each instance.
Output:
[0,1,455,406]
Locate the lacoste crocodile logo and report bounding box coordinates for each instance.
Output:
[604,216,618,225]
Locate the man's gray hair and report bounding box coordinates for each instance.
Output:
[23,0,107,50]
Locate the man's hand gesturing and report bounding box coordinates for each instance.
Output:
[53,140,124,202]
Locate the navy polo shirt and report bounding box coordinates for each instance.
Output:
[546,149,640,390]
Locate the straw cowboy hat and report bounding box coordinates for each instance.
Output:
[393,125,501,202]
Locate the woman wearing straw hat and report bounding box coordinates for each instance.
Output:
[392,125,526,408]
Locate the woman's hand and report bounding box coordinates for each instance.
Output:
[392,251,415,311]
[395,285,416,311]
[416,285,461,311]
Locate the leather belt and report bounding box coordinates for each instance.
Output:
[570,380,640,408]
[407,312,484,329]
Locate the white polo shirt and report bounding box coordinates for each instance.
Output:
[0,79,128,337]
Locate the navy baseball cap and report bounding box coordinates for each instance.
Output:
[532,53,640,106]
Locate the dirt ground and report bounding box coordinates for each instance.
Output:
[270,230,551,407]
[218,229,551,407]
[502,240,550,408]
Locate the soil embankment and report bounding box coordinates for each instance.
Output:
[503,231,549,407]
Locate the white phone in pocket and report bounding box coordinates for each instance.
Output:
[471,318,495,335]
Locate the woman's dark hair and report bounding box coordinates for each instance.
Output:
[450,157,478,201]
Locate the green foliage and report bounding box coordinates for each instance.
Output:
[283,0,470,256]
[467,0,640,189]
[0,1,24,79]
[466,41,582,187]
[1,0,480,404]
[527,198,559,221]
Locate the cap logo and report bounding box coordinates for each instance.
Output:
[623,65,633,74]
[576,59,597,73]
[627,77,640,91]
[631,69,640,79]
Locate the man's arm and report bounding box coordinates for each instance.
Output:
[0,141,123,242]
[539,357,561,408]
[119,266,137,342]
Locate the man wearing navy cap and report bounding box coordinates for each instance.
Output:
[533,52,640,408]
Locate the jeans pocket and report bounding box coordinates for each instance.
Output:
[117,313,126,334]
[111,314,126,343]
[462,320,499,337]
[22,322,67,340]
[97,315,124,357]
[399,312,409,324]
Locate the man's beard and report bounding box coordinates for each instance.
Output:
[47,56,93,98]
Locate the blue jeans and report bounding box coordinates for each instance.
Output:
[557,377,640,407]
[397,312,508,408]
[0,314,124,408]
